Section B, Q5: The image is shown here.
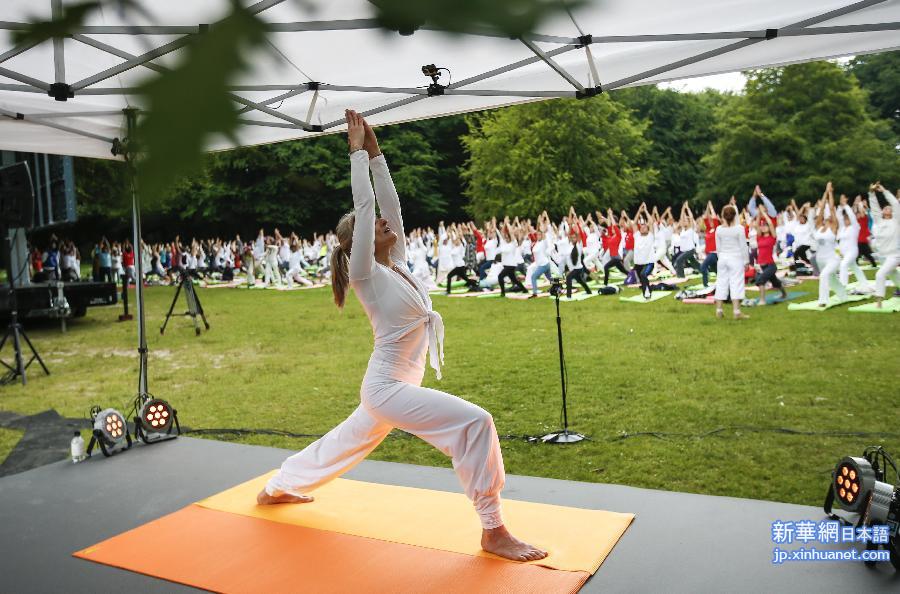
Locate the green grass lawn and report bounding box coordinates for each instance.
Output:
[1,279,896,506]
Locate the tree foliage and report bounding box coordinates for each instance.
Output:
[848,50,900,144]
[699,62,899,205]
[461,97,656,219]
[613,86,727,207]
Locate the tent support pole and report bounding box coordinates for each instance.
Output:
[122,108,149,398]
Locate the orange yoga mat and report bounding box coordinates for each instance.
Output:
[197,474,634,574]
[74,505,590,594]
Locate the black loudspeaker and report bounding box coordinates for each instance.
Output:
[0,162,35,229]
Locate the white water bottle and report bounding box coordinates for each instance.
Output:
[70,431,86,463]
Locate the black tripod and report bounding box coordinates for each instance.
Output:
[541,279,585,444]
[160,269,209,336]
[0,227,50,385]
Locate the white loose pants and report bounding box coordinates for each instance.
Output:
[266,380,506,530]
[714,256,745,301]
[817,253,846,304]
[875,254,900,298]
[838,246,871,290]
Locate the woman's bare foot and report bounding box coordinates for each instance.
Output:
[256,488,314,505]
[481,525,548,562]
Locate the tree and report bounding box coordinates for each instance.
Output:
[848,51,900,144]
[158,121,452,238]
[613,86,727,207]
[699,62,899,205]
[461,97,656,219]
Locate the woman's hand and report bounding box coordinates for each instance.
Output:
[346,109,365,153]
[362,119,381,159]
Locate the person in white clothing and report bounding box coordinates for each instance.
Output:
[262,239,283,287]
[835,197,872,293]
[813,183,846,306]
[868,182,900,308]
[714,205,750,319]
[259,111,547,562]
[631,204,656,300]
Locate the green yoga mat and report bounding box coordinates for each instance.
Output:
[477,291,505,299]
[787,294,869,311]
[746,291,807,305]
[848,297,900,313]
[619,291,672,303]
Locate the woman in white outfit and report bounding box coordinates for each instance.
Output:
[868,182,900,308]
[835,197,872,293]
[258,111,547,562]
[714,205,750,319]
[813,184,846,307]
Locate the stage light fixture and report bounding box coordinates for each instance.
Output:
[133,396,181,444]
[87,406,132,457]
[824,447,899,570]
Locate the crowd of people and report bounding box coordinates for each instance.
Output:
[29,182,898,314]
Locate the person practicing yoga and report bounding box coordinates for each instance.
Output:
[753,211,788,305]
[813,183,847,307]
[257,110,547,562]
[868,182,900,308]
[714,204,750,319]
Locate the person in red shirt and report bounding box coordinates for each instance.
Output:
[700,201,719,288]
[753,212,787,304]
[852,195,877,267]
[122,240,135,286]
[601,215,628,286]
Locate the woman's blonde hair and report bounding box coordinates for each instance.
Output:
[331,211,355,308]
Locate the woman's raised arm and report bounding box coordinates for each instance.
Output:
[347,111,376,281]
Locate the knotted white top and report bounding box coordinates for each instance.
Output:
[348,151,445,382]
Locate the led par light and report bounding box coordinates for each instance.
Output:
[134,397,180,444]
[825,449,900,571]
[87,407,132,457]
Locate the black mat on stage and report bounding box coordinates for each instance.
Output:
[0,437,896,593]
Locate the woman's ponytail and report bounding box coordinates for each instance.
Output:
[331,211,356,309]
[331,245,350,309]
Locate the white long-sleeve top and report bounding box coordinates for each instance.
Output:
[532,237,551,267]
[450,241,466,268]
[813,226,837,257]
[715,224,749,265]
[794,219,814,247]
[498,234,518,267]
[633,230,655,265]
[836,205,859,253]
[869,190,900,257]
[348,151,444,381]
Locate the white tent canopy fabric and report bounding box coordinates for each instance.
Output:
[1,0,899,160]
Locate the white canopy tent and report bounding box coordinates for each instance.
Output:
[1,0,900,160]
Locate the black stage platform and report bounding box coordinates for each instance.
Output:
[0,437,896,593]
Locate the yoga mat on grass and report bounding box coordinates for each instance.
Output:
[557,292,598,302]
[74,505,589,594]
[848,296,900,313]
[196,473,634,574]
[787,294,869,311]
[682,295,715,305]
[619,291,672,303]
